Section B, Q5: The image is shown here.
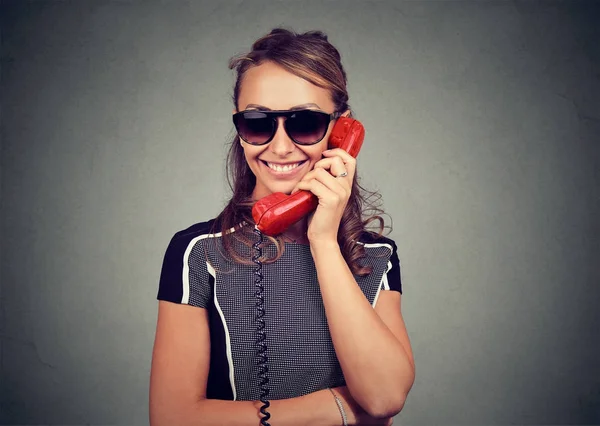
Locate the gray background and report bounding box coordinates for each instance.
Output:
[1,0,599,424]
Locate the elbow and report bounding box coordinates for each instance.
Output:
[364,395,407,419]
[362,374,414,419]
[353,363,416,419]
[366,363,415,418]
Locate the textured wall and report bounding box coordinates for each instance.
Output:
[1,1,599,424]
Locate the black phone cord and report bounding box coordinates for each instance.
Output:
[252,225,271,426]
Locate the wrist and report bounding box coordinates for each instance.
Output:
[328,388,348,426]
[303,388,346,426]
[330,386,359,425]
[333,386,362,425]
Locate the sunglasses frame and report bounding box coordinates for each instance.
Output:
[233,109,343,146]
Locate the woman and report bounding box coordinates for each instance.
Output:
[150,28,415,425]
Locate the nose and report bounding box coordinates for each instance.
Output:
[268,117,295,155]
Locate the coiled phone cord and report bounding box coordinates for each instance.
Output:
[252,225,271,426]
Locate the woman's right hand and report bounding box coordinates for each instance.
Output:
[330,386,394,426]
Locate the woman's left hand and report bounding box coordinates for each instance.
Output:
[290,148,356,244]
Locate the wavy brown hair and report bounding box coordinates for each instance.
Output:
[208,27,391,276]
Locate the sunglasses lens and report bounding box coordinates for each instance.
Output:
[286,110,330,144]
[234,111,274,144]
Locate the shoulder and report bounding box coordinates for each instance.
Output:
[158,217,224,307]
[171,216,222,241]
[358,230,403,293]
[357,230,398,254]
[168,215,239,245]
[161,216,227,267]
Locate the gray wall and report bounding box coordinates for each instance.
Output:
[1,1,599,424]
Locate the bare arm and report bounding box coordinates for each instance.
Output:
[159,388,351,426]
[310,241,415,418]
[150,301,383,426]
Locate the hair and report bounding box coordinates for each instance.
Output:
[208,27,391,276]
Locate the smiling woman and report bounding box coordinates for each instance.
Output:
[149,28,415,426]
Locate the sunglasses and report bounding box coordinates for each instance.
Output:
[233,109,342,146]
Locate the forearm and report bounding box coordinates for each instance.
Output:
[310,240,414,416]
[151,387,344,426]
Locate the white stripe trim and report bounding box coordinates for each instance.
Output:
[362,242,393,250]
[208,261,237,400]
[180,225,239,399]
[181,224,240,303]
[364,242,393,300]
[372,284,382,307]
[372,257,393,308]
[383,260,392,290]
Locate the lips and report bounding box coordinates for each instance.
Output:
[260,159,308,177]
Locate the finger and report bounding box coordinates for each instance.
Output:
[294,176,342,205]
[322,148,357,167]
[299,167,349,198]
[291,168,336,194]
[305,168,348,199]
[321,149,356,178]
[313,156,348,178]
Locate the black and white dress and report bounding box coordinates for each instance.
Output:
[157,217,402,401]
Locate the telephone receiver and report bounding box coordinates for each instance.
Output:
[251,117,365,236]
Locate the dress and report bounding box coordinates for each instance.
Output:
[156,216,402,401]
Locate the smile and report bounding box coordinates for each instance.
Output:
[261,160,308,176]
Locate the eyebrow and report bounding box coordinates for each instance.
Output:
[244,103,321,111]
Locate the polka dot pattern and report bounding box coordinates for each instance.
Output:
[157,218,402,400]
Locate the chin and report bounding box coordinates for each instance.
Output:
[269,186,294,195]
[253,185,290,199]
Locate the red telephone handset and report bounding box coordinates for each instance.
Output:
[251,117,365,236]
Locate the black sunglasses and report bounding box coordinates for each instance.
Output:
[232,109,342,146]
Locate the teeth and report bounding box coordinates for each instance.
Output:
[266,161,302,172]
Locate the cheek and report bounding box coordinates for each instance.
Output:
[240,149,256,172]
[316,142,329,159]
[242,147,260,162]
[305,150,326,171]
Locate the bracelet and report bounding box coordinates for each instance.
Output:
[328,387,348,426]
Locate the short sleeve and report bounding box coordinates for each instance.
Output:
[157,231,212,308]
[381,239,402,294]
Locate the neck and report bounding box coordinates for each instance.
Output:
[282,217,309,243]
